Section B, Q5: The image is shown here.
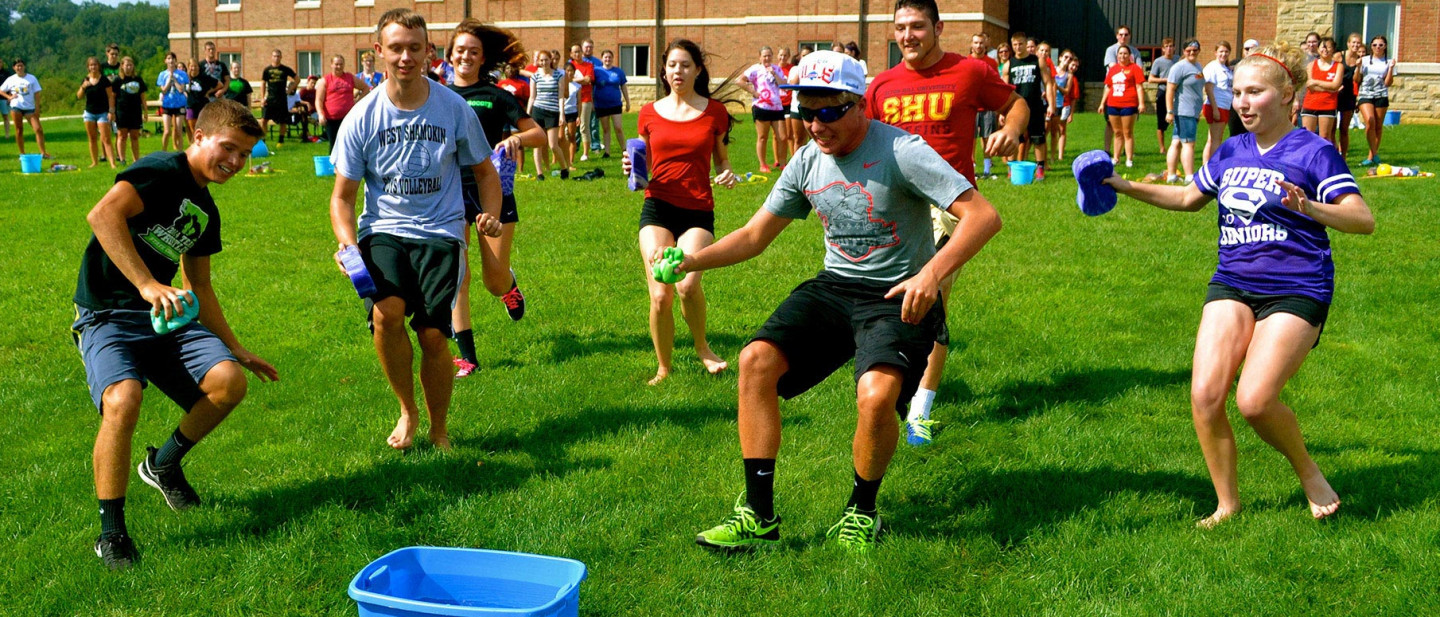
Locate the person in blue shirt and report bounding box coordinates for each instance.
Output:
[593,49,630,157]
[156,53,190,151]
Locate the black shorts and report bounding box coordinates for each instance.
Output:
[1023,102,1047,145]
[533,108,561,130]
[1358,96,1389,109]
[565,110,580,124]
[162,106,185,116]
[595,105,622,118]
[360,233,464,335]
[263,99,289,123]
[750,271,944,417]
[1204,282,1329,346]
[1301,108,1338,119]
[464,190,519,225]
[639,197,714,237]
[752,106,786,123]
[788,109,803,120]
[1337,91,1357,113]
[116,111,143,130]
[1155,94,1171,132]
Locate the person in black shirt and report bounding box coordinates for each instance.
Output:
[112,56,149,164]
[0,62,11,138]
[222,61,252,108]
[184,58,218,137]
[101,44,122,82]
[199,42,230,99]
[260,49,298,142]
[74,99,277,570]
[76,57,118,168]
[444,18,548,375]
[1004,31,1056,179]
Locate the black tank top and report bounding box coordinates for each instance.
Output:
[1008,55,1044,104]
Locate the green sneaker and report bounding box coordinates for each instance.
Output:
[826,506,882,552]
[695,494,780,550]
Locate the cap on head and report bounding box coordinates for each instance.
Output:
[779,50,866,97]
[1243,39,1260,50]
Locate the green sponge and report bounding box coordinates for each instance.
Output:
[152,290,200,334]
[652,247,685,284]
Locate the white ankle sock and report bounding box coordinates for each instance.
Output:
[908,388,937,422]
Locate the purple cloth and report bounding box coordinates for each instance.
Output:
[1072,150,1117,216]
[627,138,648,192]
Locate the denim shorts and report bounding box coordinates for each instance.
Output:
[1172,115,1198,143]
[83,110,110,123]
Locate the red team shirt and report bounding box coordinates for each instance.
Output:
[570,60,595,103]
[1304,60,1342,111]
[865,52,1015,184]
[1104,63,1146,108]
[637,100,731,211]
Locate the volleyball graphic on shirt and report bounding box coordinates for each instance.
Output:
[401,144,434,178]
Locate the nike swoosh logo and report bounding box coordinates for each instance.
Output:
[897,352,909,363]
[864,161,880,169]
[756,470,773,476]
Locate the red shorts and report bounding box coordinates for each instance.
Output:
[1203,105,1230,124]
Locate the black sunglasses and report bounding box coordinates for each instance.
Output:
[798,101,856,123]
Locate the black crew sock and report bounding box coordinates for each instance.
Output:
[153,427,196,468]
[742,458,777,520]
[99,497,127,538]
[454,329,478,364]
[847,471,883,513]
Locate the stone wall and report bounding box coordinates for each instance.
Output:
[1275,0,1335,43]
[1387,74,1440,123]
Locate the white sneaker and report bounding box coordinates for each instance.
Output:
[579,154,590,162]
[1184,174,1194,184]
[1125,160,1134,168]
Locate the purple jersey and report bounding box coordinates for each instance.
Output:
[1194,130,1359,303]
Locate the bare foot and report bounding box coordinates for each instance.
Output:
[88,162,99,168]
[1300,472,1341,520]
[387,413,418,449]
[697,349,728,375]
[429,429,451,450]
[647,368,670,386]
[1196,505,1241,529]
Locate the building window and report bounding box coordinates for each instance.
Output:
[218,52,241,73]
[298,51,324,78]
[1336,2,1399,58]
[888,42,901,68]
[620,44,649,77]
[797,41,831,55]
[217,0,239,5]
[216,0,239,11]
[294,0,320,8]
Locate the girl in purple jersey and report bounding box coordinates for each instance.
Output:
[1103,41,1374,528]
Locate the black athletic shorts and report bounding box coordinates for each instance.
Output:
[595,105,622,118]
[464,191,518,225]
[565,110,580,124]
[360,233,463,335]
[1358,96,1389,109]
[752,106,786,123]
[533,108,561,130]
[639,197,714,237]
[750,270,944,417]
[1204,282,1329,346]
[1024,102,1047,145]
[263,99,289,123]
[1155,93,1171,132]
[116,110,143,131]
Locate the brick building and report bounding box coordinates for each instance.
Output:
[170,0,1440,120]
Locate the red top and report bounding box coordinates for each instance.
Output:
[322,72,357,120]
[1104,63,1145,108]
[865,52,1015,184]
[638,100,731,211]
[975,55,999,72]
[1304,60,1341,111]
[778,63,795,107]
[1045,56,1058,77]
[570,60,595,103]
[498,78,529,105]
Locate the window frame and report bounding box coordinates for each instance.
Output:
[1336,1,1401,60]
[297,51,324,80]
[619,44,650,78]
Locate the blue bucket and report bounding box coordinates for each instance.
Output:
[18,154,42,174]
[349,547,587,617]
[1384,110,1401,126]
[1009,161,1037,185]
[315,156,335,177]
[251,140,270,157]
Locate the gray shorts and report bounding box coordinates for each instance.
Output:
[976,110,998,139]
[72,306,236,414]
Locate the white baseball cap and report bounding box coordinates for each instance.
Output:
[1243,39,1260,50]
[779,50,866,97]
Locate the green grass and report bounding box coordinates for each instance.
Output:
[2,113,1439,616]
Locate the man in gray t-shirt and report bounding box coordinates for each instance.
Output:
[677,51,1001,553]
[1164,40,1210,182]
[1148,39,1176,151]
[329,9,503,451]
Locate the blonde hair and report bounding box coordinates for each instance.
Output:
[1236,39,1308,102]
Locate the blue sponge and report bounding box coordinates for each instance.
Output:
[1072,150,1118,216]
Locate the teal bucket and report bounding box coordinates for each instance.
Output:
[1009,161,1037,185]
[1384,110,1401,126]
[314,156,335,177]
[18,154,42,174]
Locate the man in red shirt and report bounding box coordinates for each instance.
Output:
[568,44,595,160]
[865,0,1027,445]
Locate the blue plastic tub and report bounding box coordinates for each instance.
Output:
[315,155,336,177]
[1009,161,1037,185]
[18,154,42,174]
[1384,110,1401,126]
[349,547,587,617]
[252,140,270,157]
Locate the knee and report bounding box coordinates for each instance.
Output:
[739,342,785,381]
[1234,387,1276,420]
[1190,382,1229,420]
[99,382,143,432]
[371,298,407,332]
[482,268,512,297]
[206,362,249,410]
[649,285,675,310]
[856,383,899,422]
[416,329,451,357]
[674,276,701,299]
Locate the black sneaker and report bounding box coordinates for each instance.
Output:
[501,270,525,321]
[138,446,201,511]
[95,534,139,570]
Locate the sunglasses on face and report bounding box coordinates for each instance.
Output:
[1372,43,1386,47]
[798,101,856,123]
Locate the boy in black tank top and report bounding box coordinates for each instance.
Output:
[1004,33,1055,179]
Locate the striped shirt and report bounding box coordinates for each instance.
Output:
[531,70,562,112]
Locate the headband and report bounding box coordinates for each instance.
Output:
[1251,53,1294,81]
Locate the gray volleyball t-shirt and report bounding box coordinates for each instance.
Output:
[763,120,973,284]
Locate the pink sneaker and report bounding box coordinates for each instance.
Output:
[453,358,478,378]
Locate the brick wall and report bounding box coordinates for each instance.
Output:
[1195,7,1239,49]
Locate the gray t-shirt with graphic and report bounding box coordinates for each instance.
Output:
[332,83,490,243]
[1150,55,1175,96]
[763,120,973,284]
[1167,59,1205,118]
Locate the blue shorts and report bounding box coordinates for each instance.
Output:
[1172,115,1199,143]
[0,99,9,114]
[72,306,236,414]
[1106,105,1138,117]
[83,110,110,123]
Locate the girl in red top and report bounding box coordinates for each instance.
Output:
[315,55,371,152]
[1098,45,1146,167]
[628,39,740,385]
[1301,37,1344,146]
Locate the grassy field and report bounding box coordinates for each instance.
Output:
[2,112,1438,616]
